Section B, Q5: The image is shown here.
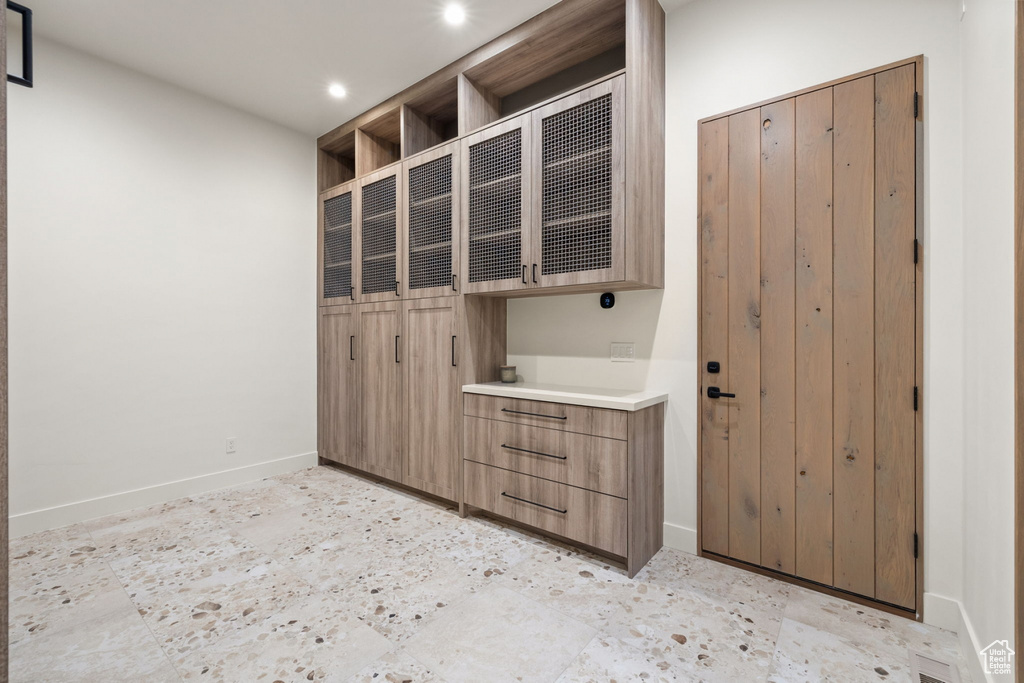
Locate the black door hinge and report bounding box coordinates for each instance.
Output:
[913,532,919,558]
[913,92,919,119]
[913,386,919,411]
[913,239,919,264]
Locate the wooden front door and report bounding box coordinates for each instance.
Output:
[699,62,920,612]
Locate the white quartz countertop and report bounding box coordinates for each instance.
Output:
[462,381,668,412]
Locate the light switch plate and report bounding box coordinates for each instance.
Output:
[610,342,635,362]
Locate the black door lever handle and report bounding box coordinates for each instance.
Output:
[707,387,735,399]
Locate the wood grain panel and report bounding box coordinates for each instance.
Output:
[759,98,796,575]
[320,308,360,469]
[874,64,917,610]
[699,117,730,555]
[458,74,502,136]
[464,460,627,556]
[401,104,446,158]
[794,88,834,586]
[463,393,627,440]
[403,299,459,500]
[627,403,665,577]
[356,128,401,177]
[464,416,628,497]
[624,0,666,288]
[359,303,403,481]
[727,108,761,566]
[832,75,876,597]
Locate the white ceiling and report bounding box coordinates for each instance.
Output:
[27,0,566,137]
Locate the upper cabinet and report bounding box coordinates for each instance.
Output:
[319,181,357,307]
[532,76,625,288]
[316,0,665,301]
[404,142,461,299]
[461,116,533,294]
[358,165,403,302]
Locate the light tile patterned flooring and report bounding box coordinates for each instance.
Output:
[9,466,972,682]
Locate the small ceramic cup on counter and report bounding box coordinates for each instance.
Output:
[500,365,517,383]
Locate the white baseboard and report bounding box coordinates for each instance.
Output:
[924,592,990,683]
[9,452,319,538]
[663,521,697,554]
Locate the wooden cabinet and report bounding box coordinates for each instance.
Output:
[357,302,403,480]
[461,116,533,294]
[531,76,625,288]
[319,181,358,307]
[319,307,359,468]
[318,296,505,502]
[402,298,460,499]
[403,142,461,299]
[358,165,404,303]
[462,391,665,577]
[461,76,628,295]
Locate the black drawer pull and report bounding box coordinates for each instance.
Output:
[501,492,566,514]
[501,444,566,460]
[500,408,567,420]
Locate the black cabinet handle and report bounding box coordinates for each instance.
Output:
[451,335,457,367]
[522,265,527,284]
[501,444,566,460]
[501,408,567,420]
[350,335,355,361]
[7,2,33,88]
[707,386,735,399]
[395,335,400,363]
[532,264,537,283]
[394,280,400,297]
[452,273,458,291]
[501,492,566,514]
[349,286,355,302]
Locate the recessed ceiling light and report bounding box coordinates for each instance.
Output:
[328,83,347,99]
[443,3,466,25]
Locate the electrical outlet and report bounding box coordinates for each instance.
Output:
[610,342,635,362]
[225,438,237,454]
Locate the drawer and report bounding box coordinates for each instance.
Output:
[463,393,627,440]
[464,460,627,557]
[464,416,627,498]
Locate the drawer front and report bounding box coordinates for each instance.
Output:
[464,460,627,557]
[464,393,627,440]
[464,416,627,498]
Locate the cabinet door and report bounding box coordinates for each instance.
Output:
[402,297,460,499]
[403,142,461,299]
[319,182,359,306]
[358,165,404,303]
[531,76,625,287]
[320,306,360,467]
[461,115,533,294]
[359,302,403,481]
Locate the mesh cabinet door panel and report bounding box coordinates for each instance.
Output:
[407,152,455,296]
[463,118,531,293]
[361,174,399,298]
[323,191,354,300]
[533,77,625,287]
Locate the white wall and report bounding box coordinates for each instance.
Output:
[7,38,317,534]
[961,0,1016,677]
[510,0,970,626]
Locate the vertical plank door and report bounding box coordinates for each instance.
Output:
[320,307,361,469]
[403,298,460,500]
[794,87,834,587]
[726,108,762,566]
[832,75,877,597]
[874,64,917,610]
[759,99,797,575]
[359,302,403,481]
[699,117,730,556]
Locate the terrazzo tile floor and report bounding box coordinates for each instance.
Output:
[9,466,973,682]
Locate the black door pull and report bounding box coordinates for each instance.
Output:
[452,273,458,291]
[707,387,735,399]
[350,335,355,361]
[532,263,537,283]
[451,335,457,367]
[395,335,400,363]
[394,280,400,297]
[501,492,567,514]
[522,265,527,284]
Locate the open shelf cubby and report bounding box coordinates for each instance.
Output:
[356,109,402,176]
[403,78,459,158]
[318,131,355,193]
